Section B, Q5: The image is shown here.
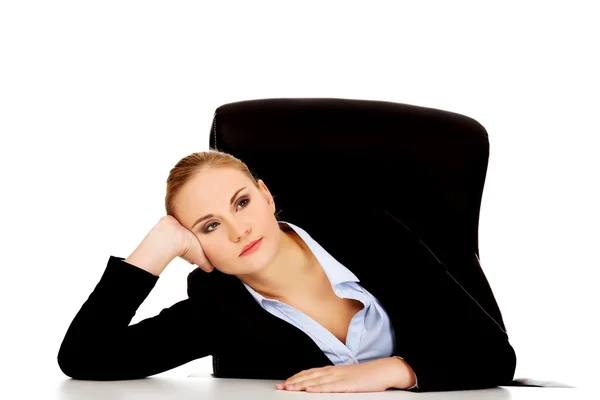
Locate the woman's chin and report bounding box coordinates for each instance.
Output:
[233,259,272,277]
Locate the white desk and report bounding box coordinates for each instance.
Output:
[43,375,592,400]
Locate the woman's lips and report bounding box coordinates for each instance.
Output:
[240,238,263,256]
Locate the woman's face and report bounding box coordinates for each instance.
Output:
[172,167,282,275]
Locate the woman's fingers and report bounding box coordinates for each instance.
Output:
[184,231,214,273]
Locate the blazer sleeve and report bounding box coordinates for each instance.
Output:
[393,251,517,392]
[57,256,214,380]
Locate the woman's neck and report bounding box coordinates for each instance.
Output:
[239,228,333,303]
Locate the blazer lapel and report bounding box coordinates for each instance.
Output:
[305,207,447,352]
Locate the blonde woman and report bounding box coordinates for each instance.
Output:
[58,150,516,393]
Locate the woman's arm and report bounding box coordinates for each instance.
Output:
[57,256,214,380]
[394,251,516,392]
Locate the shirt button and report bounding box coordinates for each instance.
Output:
[347,358,355,364]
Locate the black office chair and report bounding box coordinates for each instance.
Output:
[205,98,573,389]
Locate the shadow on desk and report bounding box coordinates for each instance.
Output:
[58,378,199,400]
[505,378,575,388]
[57,378,511,399]
[56,376,576,400]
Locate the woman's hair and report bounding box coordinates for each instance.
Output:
[165,150,281,220]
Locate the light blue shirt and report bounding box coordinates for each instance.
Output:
[242,220,418,389]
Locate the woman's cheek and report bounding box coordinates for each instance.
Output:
[204,243,224,262]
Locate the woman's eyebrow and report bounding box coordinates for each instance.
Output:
[191,186,247,229]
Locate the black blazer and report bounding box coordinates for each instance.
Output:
[57,214,516,393]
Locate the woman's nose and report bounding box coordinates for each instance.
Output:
[231,224,251,241]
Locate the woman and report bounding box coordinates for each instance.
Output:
[57,150,516,393]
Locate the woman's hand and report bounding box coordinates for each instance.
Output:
[161,215,214,273]
[125,215,215,276]
[275,357,414,393]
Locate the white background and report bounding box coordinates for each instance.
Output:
[1,0,598,393]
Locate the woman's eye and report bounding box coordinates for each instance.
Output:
[205,222,218,232]
[203,197,250,233]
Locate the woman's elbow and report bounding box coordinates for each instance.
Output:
[57,347,145,381]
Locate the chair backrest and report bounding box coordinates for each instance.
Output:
[209,98,490,267]
[206,99,574,387]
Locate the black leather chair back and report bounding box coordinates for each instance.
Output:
[209,98,494,303]
[205,98,574,388]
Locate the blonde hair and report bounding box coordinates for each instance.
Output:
[165,150,281,219]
